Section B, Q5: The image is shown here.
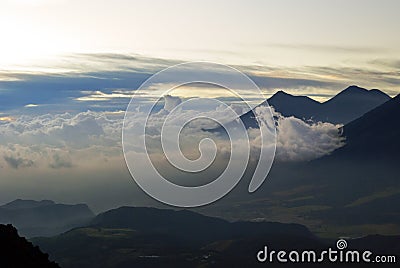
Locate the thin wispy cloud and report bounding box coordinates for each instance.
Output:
[266,43,387,54]
[1,53,398,115]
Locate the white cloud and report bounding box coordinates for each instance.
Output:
[163,95,182,112]
[24,104,39,108]
[0,95,347,212]
[0,95,345,175]
[0,110,123,172]
[75,90,135,101]
[266,108,344,161]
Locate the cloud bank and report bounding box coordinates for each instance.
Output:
[0,96,345,175]
[0,95,346,211]
[269,109,344,161]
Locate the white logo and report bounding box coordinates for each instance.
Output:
[122,62,276,207]
[336,239,348,250]
[256,239,397,264]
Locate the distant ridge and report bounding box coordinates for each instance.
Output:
[90,206,313,243]
[240,85,391,126]
[321,85,391,124]
[329,93,400,161]
[1,199,55,210]
[268,90,321,120]
[0,199,95,238]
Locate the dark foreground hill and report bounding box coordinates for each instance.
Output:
[33,206,321,268]
[0,224,59,268]
[0,199,95,238]
[90,206,313,243]
[32,206,400,267]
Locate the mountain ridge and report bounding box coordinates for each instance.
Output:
[1,199,56,210]
[32,206,320,268]
[326,93,400,161]
[240,85,391,126]
[89,206,313,243]
[0,199,95,238]
[32,206,400,268]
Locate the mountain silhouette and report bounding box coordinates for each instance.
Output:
[321,85,391,124]
[1,199,56,210]
[330,93,400,161]
[32,206,400,268]
[0,199,95,238]
[240,85,390,127]
[90,206,313,244]
[259,95,400,228]
[268,90,322,120]
[222,93,400,241]
[33,206,321,268]
[301,94,400,195]
[0,224,59,268]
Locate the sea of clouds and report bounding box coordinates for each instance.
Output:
[0,96,345,173]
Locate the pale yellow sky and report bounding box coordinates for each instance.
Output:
[0,0,399,96]
[1,0,399,64]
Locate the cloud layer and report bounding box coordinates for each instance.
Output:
[0,94,346,211]
[0,96,345,174]
[270,109,344,161]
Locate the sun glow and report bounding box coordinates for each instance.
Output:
[0,116,14,122]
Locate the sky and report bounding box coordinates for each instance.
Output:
[1,0,400,97]
[0,0,398,211]
[1,0,399,65]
